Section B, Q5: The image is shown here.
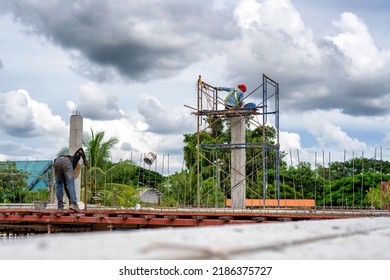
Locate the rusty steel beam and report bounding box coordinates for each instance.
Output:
[0,208,371,235]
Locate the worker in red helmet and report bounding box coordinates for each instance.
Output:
[218,84,247,109]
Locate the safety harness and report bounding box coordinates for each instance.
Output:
[224,88,240,105]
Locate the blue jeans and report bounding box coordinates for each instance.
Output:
[53,157,77,207]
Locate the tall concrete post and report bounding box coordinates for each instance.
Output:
[231,116,246,209]
[69,112,83,201]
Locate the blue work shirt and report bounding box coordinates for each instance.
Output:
[219,87,244,107]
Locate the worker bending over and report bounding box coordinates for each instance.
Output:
[53,148,88,212]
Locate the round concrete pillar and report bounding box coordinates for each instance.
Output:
[69,112,83,201]
[230,116,246,209]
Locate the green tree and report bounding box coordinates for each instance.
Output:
[0,161,28,203]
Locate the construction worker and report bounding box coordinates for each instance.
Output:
[53,148,88,212]
[218,84,247,109]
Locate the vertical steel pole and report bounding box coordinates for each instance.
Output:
[275,80,280,207]
[83,165,88,211]
[262,74,267,208]
[197,76,201,208]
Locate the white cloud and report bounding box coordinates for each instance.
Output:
[0,84,192,172]
[80,93,192,156]
[68,81,124,120]
[225,0,323,91]
[0,89,67,139]
[137,95,194,135]
[0,90,35,136]
[0,141,38,161]
[236,0,306,35]
[27,91,67,137]
[303,110,367,150]
[0,89,68,160]
[326,12,390,77]
[83,116,186,174]
[280,130,302,152]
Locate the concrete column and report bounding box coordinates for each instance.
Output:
[231,116,246,209]
[69,112,83,201]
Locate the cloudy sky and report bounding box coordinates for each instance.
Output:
[1,0,389,173]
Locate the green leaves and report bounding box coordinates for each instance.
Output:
[83,129,119,169]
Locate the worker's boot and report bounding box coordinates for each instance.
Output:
[57,202,64,212]
[69,204,81,212]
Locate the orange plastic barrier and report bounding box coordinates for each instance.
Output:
[226,199,315,207]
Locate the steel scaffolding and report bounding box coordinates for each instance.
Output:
[191,74,280,208]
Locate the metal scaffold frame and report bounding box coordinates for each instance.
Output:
[192,74,280,208]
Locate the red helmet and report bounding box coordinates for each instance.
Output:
[237,84,247,92]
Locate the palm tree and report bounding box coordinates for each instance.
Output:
[82,129,123,206]
[83,128,119,169]
[57,147,70,157]
[57,128,119,168]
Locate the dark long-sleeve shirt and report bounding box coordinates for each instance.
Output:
[70,148,87,169]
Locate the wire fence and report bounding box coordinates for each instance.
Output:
[1,148,390,211]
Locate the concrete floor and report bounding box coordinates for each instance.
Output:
[1,217,389,260]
